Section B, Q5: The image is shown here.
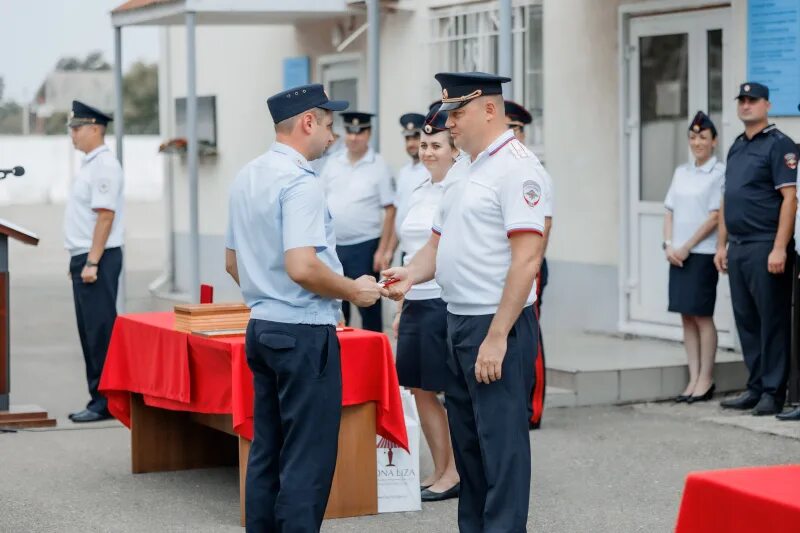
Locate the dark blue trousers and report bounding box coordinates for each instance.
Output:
[336,238,382,332]
[728,241,793,400]
[445,306,537,533]
[244,319,342,533]
[70,247,122,414]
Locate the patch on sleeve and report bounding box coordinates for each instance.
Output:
[522,180,542,207]
[785,153,798,170]
[96,179,110,194]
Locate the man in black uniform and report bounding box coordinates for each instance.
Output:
[715,82,799,416]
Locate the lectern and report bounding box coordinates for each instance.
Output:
[0,219,56,428]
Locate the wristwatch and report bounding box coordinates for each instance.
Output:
[85,260,99,268]
[662,240,672,250]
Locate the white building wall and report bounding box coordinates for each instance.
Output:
[158,0,800,326]
[161,24,299,297]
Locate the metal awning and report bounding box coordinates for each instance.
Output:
[112,0,350,26]
[110,0,375,304]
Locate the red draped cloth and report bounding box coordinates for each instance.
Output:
[99,312,408,451]
[675,465,800,532]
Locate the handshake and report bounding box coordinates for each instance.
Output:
[348,267,412,307]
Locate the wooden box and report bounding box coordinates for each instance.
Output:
[174,303,250,333]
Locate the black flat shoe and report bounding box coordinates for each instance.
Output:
[776,406,800,421]
[420,483,432,491]
[421,483,460,502]
[71,410,112,423]
[688,384,715,404]
[673,395,691,403]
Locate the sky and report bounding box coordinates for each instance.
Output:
[0,0,159,103]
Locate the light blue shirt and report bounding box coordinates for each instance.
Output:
[226,142,343,325]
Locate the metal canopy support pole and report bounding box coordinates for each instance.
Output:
[186,11,200,303]
[367,0,380,151]
[113,25,127,314]
[498,0,512,98]
[0,236,8,411]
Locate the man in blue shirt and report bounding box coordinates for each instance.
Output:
[714,82,799,416]
[225,84,382,532]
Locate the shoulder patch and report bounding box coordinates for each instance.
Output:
[785,153,798,170]
[522,179,542,207]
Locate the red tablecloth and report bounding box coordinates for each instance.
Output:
[99,312,408,451]
[675,465,800,532]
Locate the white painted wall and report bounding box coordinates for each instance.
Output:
[542,0,628,267]
[0,135,163,206]
[162,24,300,235]
[157,0,800,312]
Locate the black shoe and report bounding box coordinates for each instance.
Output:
[421,483,460,502]
[71,409,112,423]
[752,394,782,416]
[420,483,432,491]
[776,406,800,421]
[68,409,88,420]
[687,384,716,404]
[673,395,691,403]
[720,391,760,410]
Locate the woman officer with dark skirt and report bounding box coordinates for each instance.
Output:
[392,106,460,501]
[663,111,725,403]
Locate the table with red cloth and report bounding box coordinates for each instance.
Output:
[100,312,407,449]
[675,465,800,532]
[98,312,408,523]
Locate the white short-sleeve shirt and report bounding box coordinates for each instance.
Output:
[63,145,125,256]
[399,173,454,300]
[664,156,725,254]
[541,168,555,218]
[226,142,343,325]
[433,130,547,315]
[394,160,429,250]
[321,148,395,246]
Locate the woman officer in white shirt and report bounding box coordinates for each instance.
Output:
[663,111,725,404]
[392,105,460,502]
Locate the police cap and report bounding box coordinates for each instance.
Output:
[504,100,532,127]
[399,113,425,137]
[736,82,769,101]
[341,112,374,133]
[434,72,511,111]
[688,110,717,138]
[68,100,112,127]
[267,84,348,124]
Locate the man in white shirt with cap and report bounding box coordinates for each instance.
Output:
[64,100,124,424]
[321,111,395,331]
[382,72,547,532]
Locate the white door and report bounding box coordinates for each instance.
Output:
[625,9,736,347]
[319,54,363,134]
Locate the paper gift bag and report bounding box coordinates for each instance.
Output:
[376,388,422,513]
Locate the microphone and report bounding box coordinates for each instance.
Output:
[0,166,24,179]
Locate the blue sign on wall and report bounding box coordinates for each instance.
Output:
[283,57,310,90]
[747,0,800,116]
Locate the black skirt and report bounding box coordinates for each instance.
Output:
[668,253,719,317]
[395,298,450,392]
